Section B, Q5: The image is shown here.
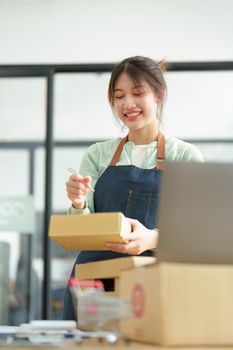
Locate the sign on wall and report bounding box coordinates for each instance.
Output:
[0,196,35,233]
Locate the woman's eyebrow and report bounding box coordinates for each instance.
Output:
[114,85,144,92]
[113,88,124,92]
[133,84,144,89]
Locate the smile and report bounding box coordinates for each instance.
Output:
[124,111,142,119]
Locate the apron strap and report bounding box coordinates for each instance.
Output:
[109,132,166,170]
[156,132,165,170]
[109,135,128,166]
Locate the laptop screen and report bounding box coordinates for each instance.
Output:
[157,162,233,264]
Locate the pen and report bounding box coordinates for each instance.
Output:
[67,167,95,192]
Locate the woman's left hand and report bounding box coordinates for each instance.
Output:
[105,218,159,255]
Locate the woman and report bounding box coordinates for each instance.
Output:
[63,56,203,319]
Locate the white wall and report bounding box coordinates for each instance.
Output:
[0,0,232,64]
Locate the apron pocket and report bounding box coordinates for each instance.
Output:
[125,189,159,229]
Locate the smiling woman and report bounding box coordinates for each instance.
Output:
[63,56,204,320]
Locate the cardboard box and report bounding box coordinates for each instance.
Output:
[75,256,156,331]
[75,256,156,295]
[120,262,233,346]
[49,212,131,250]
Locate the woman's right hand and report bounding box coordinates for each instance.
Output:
[66,174,93,209]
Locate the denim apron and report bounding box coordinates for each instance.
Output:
[63,132,165,320]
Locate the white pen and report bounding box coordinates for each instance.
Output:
[67,167,95,192]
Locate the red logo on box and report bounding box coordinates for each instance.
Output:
[132,283,145,318]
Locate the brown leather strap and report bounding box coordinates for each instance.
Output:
[156,132,165,170]
[110,135,128,166]
[109,132,166,170]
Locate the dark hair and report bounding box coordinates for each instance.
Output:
[108,56,167,121]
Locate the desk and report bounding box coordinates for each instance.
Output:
[0,339,150,349]
[0,339,233,350]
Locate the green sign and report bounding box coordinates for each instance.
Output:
[0,196,35,233]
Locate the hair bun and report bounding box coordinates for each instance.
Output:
[159,59,168,72]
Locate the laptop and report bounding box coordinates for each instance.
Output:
[157,162,233,264]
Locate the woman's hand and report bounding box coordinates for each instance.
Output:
[66,174,92,209]
[105,218,159,255]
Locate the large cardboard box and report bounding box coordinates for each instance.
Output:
[49,212,131,250]
[120,262,233,346]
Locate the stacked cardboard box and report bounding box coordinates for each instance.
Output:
[75,256,155,330]
[75,256,156,296]
[119,262,233,345]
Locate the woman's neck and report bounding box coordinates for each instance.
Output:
[128,125,159,145]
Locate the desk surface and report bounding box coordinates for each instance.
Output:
[0,339,233,350]
[0,339,149,349]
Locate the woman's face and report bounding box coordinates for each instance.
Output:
[112,72,159,132]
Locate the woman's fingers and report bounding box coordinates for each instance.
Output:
[70,174,94,192]
[81,176,95,192]
[121,231,139,242]
[105,241,141,255]
[66,175,91,193]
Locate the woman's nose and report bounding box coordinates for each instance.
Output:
[123,96,136,109]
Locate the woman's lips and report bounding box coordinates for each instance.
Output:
[124,111,142,121]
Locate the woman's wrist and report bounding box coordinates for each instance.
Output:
[69,203,90,215]
[150,228,159,251]
[72,200,86,209]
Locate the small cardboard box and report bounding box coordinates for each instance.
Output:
[49,212,131,250]
[75,256,156,296]
[120,262,233,346]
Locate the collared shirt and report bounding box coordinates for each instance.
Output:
[68,136,203,215]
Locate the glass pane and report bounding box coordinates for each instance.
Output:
[163,71,233,139]
[54,73,122,141]
[0,150,29,195]
[193,142,233,162]
[0,77,46,325]
[0,78,46,141]
[0,151,31,325]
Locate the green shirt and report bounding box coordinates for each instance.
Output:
[69,136,203,215]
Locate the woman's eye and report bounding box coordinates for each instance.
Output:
[114,95,124,99]
[133,89,145,96]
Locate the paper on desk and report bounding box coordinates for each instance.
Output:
[0,326,18,335]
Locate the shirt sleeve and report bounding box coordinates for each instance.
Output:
[67,205,90,215]
[181,144,204,162]
[165,138,204,163]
